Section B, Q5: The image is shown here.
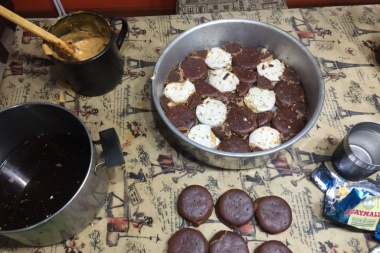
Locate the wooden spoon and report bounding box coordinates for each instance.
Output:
[0,5,81,61]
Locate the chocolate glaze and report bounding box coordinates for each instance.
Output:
[168,228,209,253]
[236,82,251,97]
[257,110,274,127]
[194,80,220,98]
[254,196,292,234]
[255,240,293,253]
[256,47,274,62]
[232,47,261,70]
[217,189,255,228]
[232,66,258,84]
[272,107,304,141]
[280,67,300,84]
[188,49,209,59]
[160,95,175,112]
[218,136,252,153]
[209,231,249,253]
[165,66,185,84]
[166,104,197,133]
[257,75,273,90]
[187,92,203,109]
[180,58,208,82]
[226,106,257,135]
[221,42,243,55]
[274,80,305,107]
[177,185,213,226]
[212,123,232,140]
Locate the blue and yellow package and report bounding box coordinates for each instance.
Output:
[311,163,380,240]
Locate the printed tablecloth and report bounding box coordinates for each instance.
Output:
[1,4,380,253]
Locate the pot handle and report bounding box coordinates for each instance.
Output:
[98,128,125,167]
[110,16,129,50]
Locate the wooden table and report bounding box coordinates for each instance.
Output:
[1,4,380,253]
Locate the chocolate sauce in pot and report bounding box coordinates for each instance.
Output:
[0,133,91,230]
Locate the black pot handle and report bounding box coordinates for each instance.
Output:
[98,128,125,167]
[109,16,129,50]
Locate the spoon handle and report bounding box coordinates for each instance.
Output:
[0,5,80,60]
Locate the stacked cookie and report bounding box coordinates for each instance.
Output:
[167,185,293,253]
[161,42,307,153]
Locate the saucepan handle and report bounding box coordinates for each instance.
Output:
[98,128,125,167]
[94,128,125,174]
[109,16,129,50]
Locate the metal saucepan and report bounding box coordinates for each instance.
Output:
[0,102,124,246]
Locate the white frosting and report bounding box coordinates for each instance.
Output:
[244,87,276,113]
[205,47,232,69]
[196,98,227,127]
[249,126,281,150]
[188,124,220,149]
[163,80,195,103]
[208,69,239,93]
[257,59,285,82]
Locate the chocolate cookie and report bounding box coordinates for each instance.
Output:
[232,66,257,84]
[256,75,273,90]
[177,185,213,226]
[217,189,255,228]
[160,95,175,112]
[166,104,197,134]
[274,80,305,107]
[179,58,208,82]
[272,107,304,141]
[291,98,307,120]
[209,231,249,253]
[280,67,300,85]
[194,79,220,98]
[254,196,292,234]
[216,92,243,109]
[218,136,252,153]
[236,82,251,97]
[226,106,257,135]
[232,47,261,70]
[255,240,293,253]
[212,123,232,140]
[256,110,274,127]
[256,47,274,62]
[165,66,184,84]
[187,92,202,109]
[168,228,208,253]
[221,42,243,55]
[188,49,208,59]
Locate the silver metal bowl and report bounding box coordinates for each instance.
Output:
[152,19,325,169]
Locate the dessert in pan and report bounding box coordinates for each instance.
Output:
[160,42,307,153]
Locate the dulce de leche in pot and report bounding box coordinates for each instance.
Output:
[56,31,110,61]
[46,13,112,62]
[43,11,129,96]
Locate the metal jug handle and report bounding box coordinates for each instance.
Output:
[109,16,129,50]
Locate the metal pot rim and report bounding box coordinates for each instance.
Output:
[0,101,95,234]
